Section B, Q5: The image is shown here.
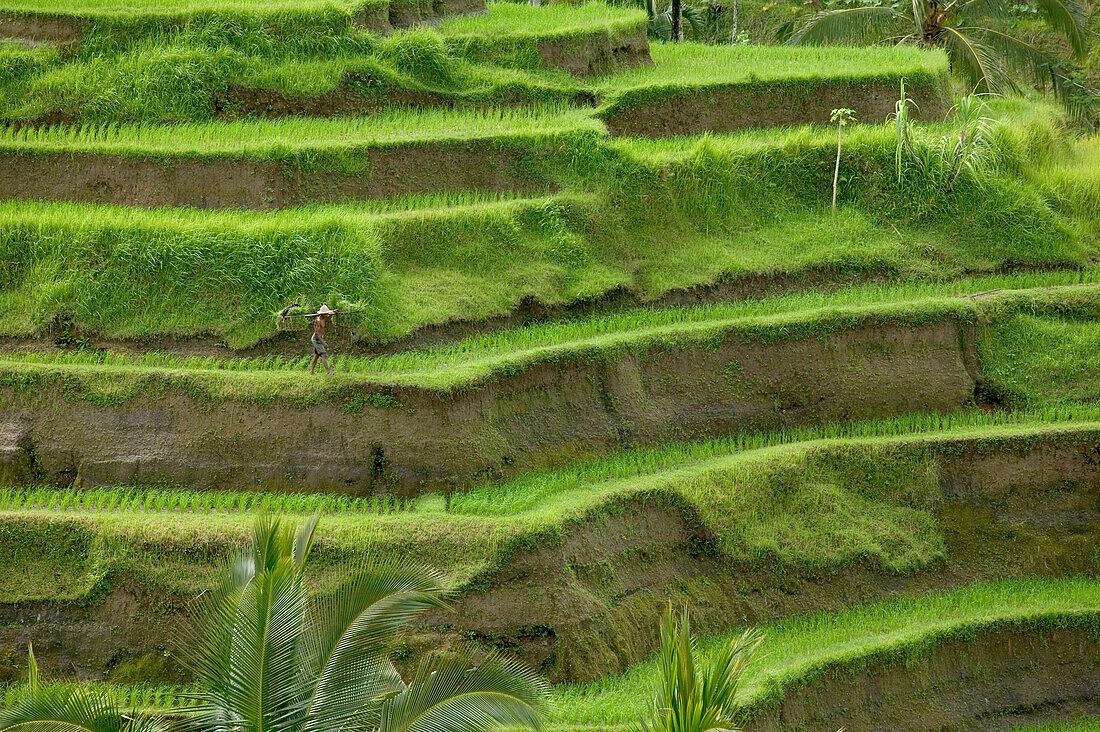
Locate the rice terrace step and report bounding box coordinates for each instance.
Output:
[0,0,482,43]
[0,108,595,207]
[0,0,1098,726]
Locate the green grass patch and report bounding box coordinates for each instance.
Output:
[553,576,1100,726]
[440,1,647,70]
[442,2,645,42]
[980,310,1100,408]
[1015,720,1100,731]
[3,411,1100,602]
[0,104,599,155]
[0,105,1094,347]
[0,0,379,14]
[0,485,414,515]
[600,40,946,91]
[1,278,1098,393]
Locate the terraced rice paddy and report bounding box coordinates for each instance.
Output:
[0,0,1098,726]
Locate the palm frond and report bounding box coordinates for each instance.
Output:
[218,560,308,732]
[936,26,1003,94]
[970,26,1099,121]
[299,563,450,732]
[292,514,319,573]
[954,0,1013,25]
[698,629,763,719]
[182,517,313,732]
[378,650,549,732]
[26,646,38,695]
[788,6,905,46]
[1029,0,1089,58]
[0,677,166,732]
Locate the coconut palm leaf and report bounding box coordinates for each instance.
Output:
[788,6,905,45]
[1028,0,1089,57]
[937,25,1003,93]
[299,563,451,732]
[973,26,1098,119]
[0,648,166,732]
[219,560,308,732]
[0,691,165,732]
[378,650,550,732]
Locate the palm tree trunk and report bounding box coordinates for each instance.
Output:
[730,0,739,42]
[671,0,682,41]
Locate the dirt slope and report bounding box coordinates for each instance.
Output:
[0,319,975,493]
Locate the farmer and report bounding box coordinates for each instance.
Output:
[308,304,340,375]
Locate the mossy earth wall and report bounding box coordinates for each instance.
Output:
[741,621,1100,731]
[449,431,1100,680]
[1,428,1098,684]
[0,142,556,209]
[598,74,951,137]
[0,318,975,493]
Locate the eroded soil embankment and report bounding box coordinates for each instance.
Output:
[534,27,650,77]
[0,12,82,46]
[441,431,1100,680]
[0,319,975,493]
[4,426,1097,684]
[599,75,949,137]
[743,623,1100,731]
[0,143,552,209]
[0,267,899,359]
[0,0,481,47]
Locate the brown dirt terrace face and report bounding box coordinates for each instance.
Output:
[0,142,554,209]
[599,75,950,136]
[0,318,975,493]
[1,428,1099,685]
[536,26,650,77]
[0,12,82,46]
[742,623,1100,731]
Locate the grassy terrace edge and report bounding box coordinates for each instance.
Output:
[0,281,1093,397]
[0,106,601,154]
[594,42,951,135]
[554,577,1100,728]
[5,579,1097,728]
[4,411,1100,600]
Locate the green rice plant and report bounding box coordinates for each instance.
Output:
[0,104,599,155]
[58,490,76,512]
[4,275,1100,397]
[555,577,1100,725]
[0,100,1091,351]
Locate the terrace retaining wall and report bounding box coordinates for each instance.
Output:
[2,428,1099,685]
[0,318,976,494]
[0,142,555,209]
[743,623,1100,731]
[599,74,951,136]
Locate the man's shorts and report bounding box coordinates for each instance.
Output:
[311,333,327,355]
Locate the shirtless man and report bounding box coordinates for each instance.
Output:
[309,304,339,375]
